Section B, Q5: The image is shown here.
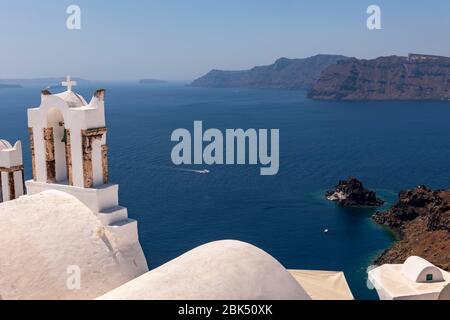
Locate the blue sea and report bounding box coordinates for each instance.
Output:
[2,83,450,299]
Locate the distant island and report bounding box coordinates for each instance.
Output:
[0,83,22,89]
[0,77,89,87]
[309,54,450,101]
[190,54,349,90]
[139,79,167,85]
[192,53,450,101]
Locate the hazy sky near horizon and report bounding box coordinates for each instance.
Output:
[1,0,450,81]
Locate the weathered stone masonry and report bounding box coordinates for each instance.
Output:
[101,145,109,184]
[44,127,56,183]
[28,128,36,181]
[8,172,15,200]
[64,129,73,185]
[0,165,24,201]
[81,127,108,188]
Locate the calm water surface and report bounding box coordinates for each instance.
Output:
[2,83,450,299]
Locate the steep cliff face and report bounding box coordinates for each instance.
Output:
[309,54,450,101]
[373,186,450,270]
[191,54,348,90]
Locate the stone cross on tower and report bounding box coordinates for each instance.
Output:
[62,75,77,92]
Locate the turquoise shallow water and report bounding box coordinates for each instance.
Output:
[2,83,450,299]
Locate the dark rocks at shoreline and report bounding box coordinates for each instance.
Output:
[373,185,450,270]
[373,186,450,231]
[309,54,450,101]
[326,177,384,207]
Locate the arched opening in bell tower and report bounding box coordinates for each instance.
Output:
[46,107,70,184]
[91,139,103,187]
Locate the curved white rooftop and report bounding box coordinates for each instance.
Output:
[368,257,450,300]
[0,139,13,151]
[402,256,445,283]
[0,190,148,300]
[439,284,450,300]
[99,240,312,300]
[54,90,88,108]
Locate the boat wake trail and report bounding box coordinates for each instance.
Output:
[177,168,210,174]
[144,164,211,174]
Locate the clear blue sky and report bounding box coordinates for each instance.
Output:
[1,0,449,80]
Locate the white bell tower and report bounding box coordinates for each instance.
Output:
[0,139,25,202]
[26,77,140,249]
[27,76,108,188]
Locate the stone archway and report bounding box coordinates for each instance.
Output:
[45,107,72,184]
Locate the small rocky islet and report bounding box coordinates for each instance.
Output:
[325,177,384,207]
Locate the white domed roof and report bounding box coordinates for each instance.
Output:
[0,190,148,300]
[54,90,88,108]
[0,139,13,150]
[98,240,312,300]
